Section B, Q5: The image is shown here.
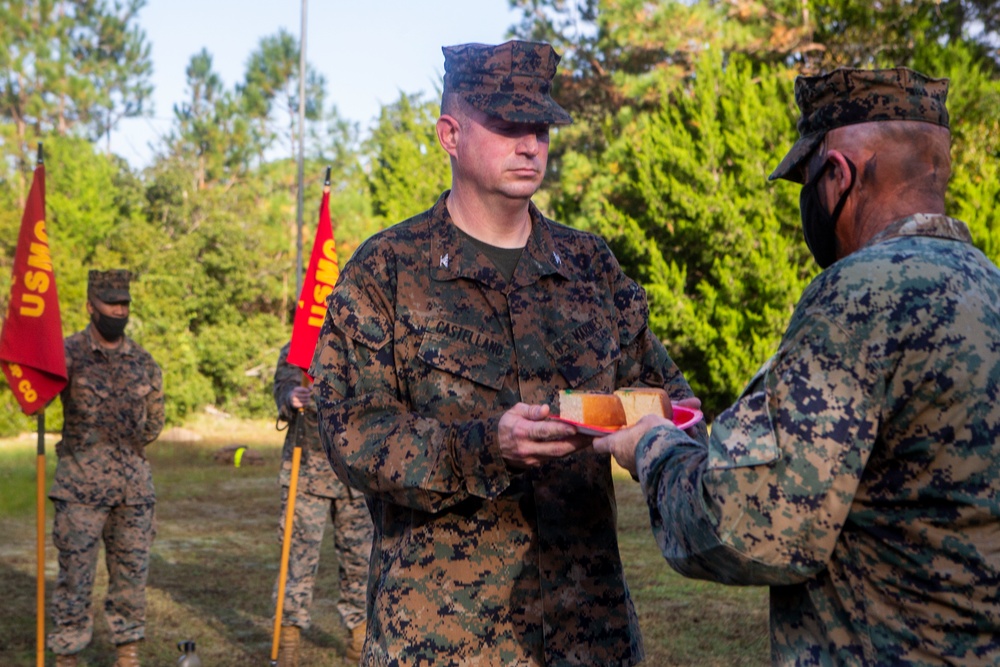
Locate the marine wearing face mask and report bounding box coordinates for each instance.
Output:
[86,268,132,343]
[798,155,856,268]
[769,67,950,269]
[594,67,1000,666]
[89,300,129,341]
[49,268,164,667]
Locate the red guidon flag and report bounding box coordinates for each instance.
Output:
[287,177,338,373]
[0,162,67,414]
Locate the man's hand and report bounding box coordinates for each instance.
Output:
[674,396,702,412]
[289,386,312,410]
[592,414,670,476]
[498,402,592,468]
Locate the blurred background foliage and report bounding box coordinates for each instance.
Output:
[1,0,998,434]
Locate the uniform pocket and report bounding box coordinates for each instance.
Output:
[74,374,110,401]
[546,314,621,388]
[416,327,509,391]
[331,289,392,353]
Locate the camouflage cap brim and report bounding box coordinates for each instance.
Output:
[93,289,131,304]
[768,132,824,183]
[460,91,573,126]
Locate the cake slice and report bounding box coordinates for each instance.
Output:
[558,390,627,429]
[614,387,671,426]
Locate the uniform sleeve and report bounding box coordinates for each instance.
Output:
[636,308,883,585]
[273,343,301,422]
[141,357,165,446]
[56,338,75,446]
[311,246,507,514]
[62,339,75,393]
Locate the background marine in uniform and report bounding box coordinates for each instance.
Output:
[272,341,372,666]
[48,269,164,667]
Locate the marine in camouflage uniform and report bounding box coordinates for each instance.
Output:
[271,343,372,646]
[311,40,705,666]
[48,270,164,666]
[598,69,1000,665]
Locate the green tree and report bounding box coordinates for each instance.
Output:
[508,1,1000,105]
[240,28,327,160]
[0,0,152,163]
[140,38,377,420]
[810,0,1000,71]
[554,51,808,415]
[165,49,260,189]
[72,0,154,150]
[138,157,289,415]
[511,1,1000,417]
[366,92,450,225]
[916,44,1000,264]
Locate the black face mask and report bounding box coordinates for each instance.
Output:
[91,307,129,341]
[799,156,857,269]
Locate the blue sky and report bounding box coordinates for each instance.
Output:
[109,0,520,168]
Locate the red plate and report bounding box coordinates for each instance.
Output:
[670,404,704,430]
[547,416,620,437]
[549,403,703,435]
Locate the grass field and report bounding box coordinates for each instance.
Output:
[0,416,769,666]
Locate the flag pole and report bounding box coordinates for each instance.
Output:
[273,2,309,661]
[34,142,46,667]
[294,0,308,300]
[36,410,46,667]
[270,414,304,666]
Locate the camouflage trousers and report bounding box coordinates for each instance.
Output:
[47,500,155,655]
[273,487,373,630]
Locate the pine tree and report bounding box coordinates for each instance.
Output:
[555,51,811,415]
[366,92,451,225]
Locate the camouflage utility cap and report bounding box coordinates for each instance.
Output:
[442,40,572,126]
[770,67,949,183]
[88,269,132,303]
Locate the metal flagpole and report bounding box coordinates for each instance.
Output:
[34,142,46,667]
[272,2,308,663]
[294,0,308,299]
[36,411,45,667]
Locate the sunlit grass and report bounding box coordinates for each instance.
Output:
[0,439,57,518]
